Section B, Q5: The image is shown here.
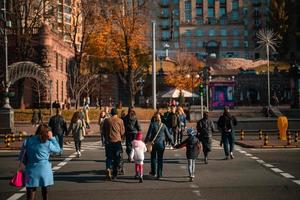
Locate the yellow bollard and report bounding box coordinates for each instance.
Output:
[287,131,292,145]
[264,134,268,146]
[277,116,288,140]
[19,132,23,141]
[295,132,299,143]
[12,133,15,142]
[6,135,11,147]
[240,129,245,140]
[259,130,263,140]
[4,135,8,145]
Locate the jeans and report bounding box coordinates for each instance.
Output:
[125,133,136,158]
[74,141,81,152]
[54,134,64,152]
[105,142,122,177]
[222,132,235,156]
[188,159,196,178]
[150,143,165,177]
[170,128,178,144]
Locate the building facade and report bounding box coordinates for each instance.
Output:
[153,0,270,59]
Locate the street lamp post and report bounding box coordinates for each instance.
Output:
[49,80,53,116]
[186,74,200,105]
[152,21,157,110]
[0,0,14,133]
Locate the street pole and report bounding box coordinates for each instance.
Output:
[267,45,271,116]
[152,21,157,110]
[206,83,209,111]
[200,95,203,118]
[49,80,53,116]
[192,76,194,105]
[3,0,10,109]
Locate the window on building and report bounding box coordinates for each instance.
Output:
[56,53,59,70]
[231,11,239,21]
[174,42,179,48]
[173,31,179,38]
[162,8,169,16]
[197,41,203,47]
[65,59,68,72]
[232,1,239,10]
[173,0,179,3]
[196,29,203,36]
[219,8,226,17]
[232,40,240,47]
[220,17,226,25]
[64,15,71,24]
[208,8,214,17]
[64,6,72,14]
[197,18,203,24]
[220,29,227,36]
[185,39,192,47]
[208,29,215,36]
[185,0,192,22]
[208,0,214,7]
[173,19,180,27]
[220,0,226,3]
[161,19,169,27]
[162,31,170,40]
[56,80,59,100]
[243,19,248,25]
[196,7,203,16]
[221,40,227,47]
[65,0,71,6]
[185,29,192,36]
[243,8,248,15]
[244,30,248,36]
[244,41,249,48]
[196,0,203,3]
[232,29,239,36]
[173,8,179,16]
[61,56,64,71]
[61,81,64,102]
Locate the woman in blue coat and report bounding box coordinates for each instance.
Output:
[145,113,174,179]
[19,124,61,200]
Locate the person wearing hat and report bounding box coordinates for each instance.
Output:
[196,111,216,164]
[102,108,125,180]
[175,128,201,182]
[217,106,237,160]
[130,131,147,183]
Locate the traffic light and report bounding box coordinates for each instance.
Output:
[199,83,204,96]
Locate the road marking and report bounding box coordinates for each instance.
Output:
[174,153,180,157]
[280,173,295,179]
[256,160,265,164]
[6,193,26,200]
[250,156,259,160]
[239,151,247,154]
[245,153,253,156]
[52,166,61,171]
[19,188,26,192]
[190,184,199,188]
[263,163,274,168]
[180,165,187,169]
[192,190,201,197]
[293,180,300,185]
[271,168,284,173]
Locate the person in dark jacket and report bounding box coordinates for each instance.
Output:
[217,106,237,160]
[48,108,67,155]
[177,106,187,144]
[175,128,201,182]
[196,111,215,164]
[145,113,174,179]
[166,106,180,146]
[124,108,141,161]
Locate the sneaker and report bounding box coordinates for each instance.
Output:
[230,152,234,159]
[189,177,194,182]
[204,157,208,164]
[224,156,229,160]
[77,151,81,158]
[139,176,143,183]
[106,169,112,181]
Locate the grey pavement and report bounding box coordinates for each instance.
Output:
[1,138,300,200]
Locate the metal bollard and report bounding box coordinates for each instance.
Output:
[4,135,8,145]
[240,129,245,140]
[6,135,11,147]
[287,131,292,145]
[12,133,15,142]
[263,134,268,146]
[295,132,299,143]
[19,132,23,141]
[259,130,263,140]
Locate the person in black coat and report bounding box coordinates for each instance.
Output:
[175,128,201,182]
[217,106,237,160]
[197,111,216,164]
[166,106,180,145]
[124,108,141,161]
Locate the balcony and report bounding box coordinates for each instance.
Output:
[159,0,170,8]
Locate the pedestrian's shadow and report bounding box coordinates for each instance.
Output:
[54,170,107,183]
[112,175,190,183]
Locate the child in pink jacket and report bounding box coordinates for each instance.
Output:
[130,131,147,183]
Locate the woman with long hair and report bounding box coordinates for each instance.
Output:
[19,124,60,200]
[68,111,86,157]
[145,113,174,179]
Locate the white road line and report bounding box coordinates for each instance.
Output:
[192,190,201,197]
[256,160,265,164]
[264,163,274,168]
[239,151,247,154]
[190,184,199,188]
[271,168,284,173]
[52,166,61,171]
[180,165,187,169]
[293,180,300,185]
[280,173,295,179]
[57,162,68,167]
[6,193,26,200]
[174,153,180,157]
[245,153,253,156]
[19,188,26,192]
[250,156,259,160]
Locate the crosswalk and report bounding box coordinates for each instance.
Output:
[62,139,223,152]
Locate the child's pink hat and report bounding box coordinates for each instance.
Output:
[136,131,142,140]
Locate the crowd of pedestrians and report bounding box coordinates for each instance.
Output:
[17,104,238,199]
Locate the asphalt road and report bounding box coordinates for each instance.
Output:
[0,138,300,200]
